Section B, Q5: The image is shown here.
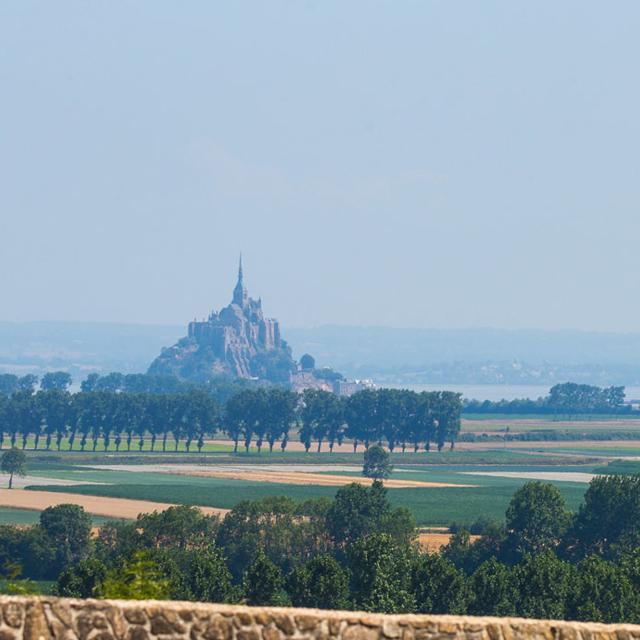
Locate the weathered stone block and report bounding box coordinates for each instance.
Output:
[150,614,181,635]
[296,615,319,632]
[2,603,23,628]
[127,627,149,640]
[203,616,233,640]
[236,612,255,627]
[343,624,380,640]
[273,614,296,635]
[124,609,148,626]
[382,621,401,638]
[328,619,343,636]
[262,626,282,640]
[237,629,262,640]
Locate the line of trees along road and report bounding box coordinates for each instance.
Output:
[0,387,462,453]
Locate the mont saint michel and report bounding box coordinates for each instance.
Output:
[148,259,331,387]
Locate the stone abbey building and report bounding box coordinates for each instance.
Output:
[187,258,283,378]
[148,259,296,383]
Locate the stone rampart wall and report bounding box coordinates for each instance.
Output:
[1,597,639,640]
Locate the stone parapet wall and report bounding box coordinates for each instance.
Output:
[1,597,639,640]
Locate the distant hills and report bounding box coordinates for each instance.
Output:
[285,326,640,385]
[2,321,640,386]
[0,321,183,380]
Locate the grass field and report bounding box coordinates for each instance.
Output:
[20,453,596,526]
[0,434,633,528]
[0,505,116,525]
[26,476,589,526]
[0,506,50,525]
[23,447,596,467]
[460,416,640,436]
[1,438,235,453]
[593,459,640,475]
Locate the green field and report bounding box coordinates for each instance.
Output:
[23,447,595,467]
[0,506,117,525]
[0,507,49,525]
[460,416,640,435]
[26,476,589,526]
[20,450,598,526]
[0,443,629,527]
[1,438,235,453]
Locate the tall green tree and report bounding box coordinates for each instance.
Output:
[348,533,415,613]
[287,555,350,610]
[40,504,92,571]
[411,552,468,614]
[568,475,640,559]
[326,480,412,547]
[40,372,72,391]
[170,547,234,603]
[569,555,638,623]
[468,558,515,616]
[362,444,393,480]
[243,549,288,606]
[512,552,574,620]
[56,557,108,598]
[1,447,26,488]
[505,481,571,559]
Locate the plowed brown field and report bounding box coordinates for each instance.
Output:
[0,489,229,520]
[418,532,481,552]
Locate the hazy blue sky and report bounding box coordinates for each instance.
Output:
[1,2,639,331]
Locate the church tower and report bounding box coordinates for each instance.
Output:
[232,254,248,307]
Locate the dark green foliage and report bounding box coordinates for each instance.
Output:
[348,533,416,613]
[326,480,415,548]
[512,552,575,620]
[569,556,639,623]
[0,374,20,397]
[299,389,345,452]
[40,504,92,572]
[0,524,55,579]
[98,551,171,600]
[216,496,332,580]
[17,375,38,393]
[505,481,571,559]
[136,504,219,550]
[40,372,72,391]
[443,521,507,574]
[56,557,108,598]
[170,548,235,603]
[568,475,640,559]
[411,553,467,614]
[468,559,515,616]
[243,550,288,606]
[363,444,392,479]
[287,555,350,610]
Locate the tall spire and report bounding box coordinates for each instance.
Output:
[233,253,248,307]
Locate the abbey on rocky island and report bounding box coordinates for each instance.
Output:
[148,258,322,386]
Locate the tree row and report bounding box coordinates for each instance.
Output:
[0,387,462,452]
